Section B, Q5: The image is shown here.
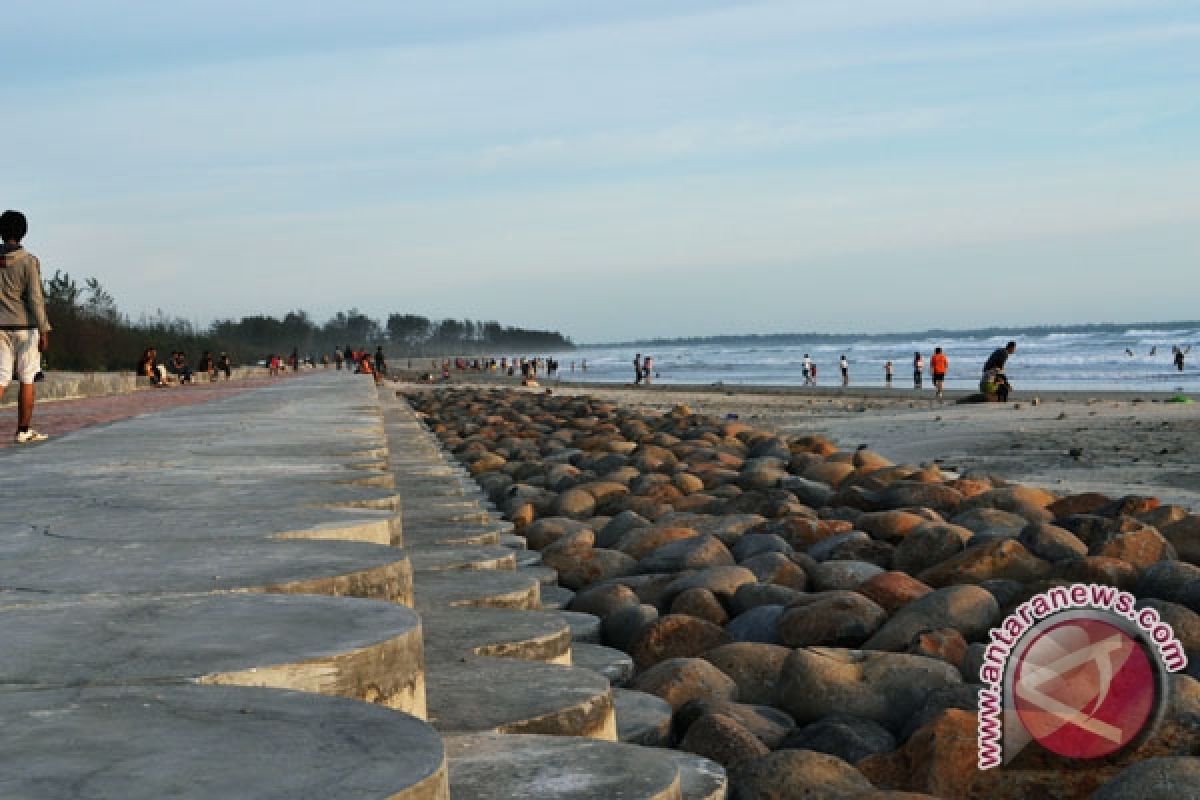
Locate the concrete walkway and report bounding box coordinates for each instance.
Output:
[0,372,727,799]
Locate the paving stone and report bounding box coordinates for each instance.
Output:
[0,593,427,715]
[0,685,449,800]
[445,733,680,800]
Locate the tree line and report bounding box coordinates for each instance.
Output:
[42,271,574,372]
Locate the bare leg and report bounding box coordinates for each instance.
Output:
[17,382,35,430]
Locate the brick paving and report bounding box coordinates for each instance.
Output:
[0,373,309,449]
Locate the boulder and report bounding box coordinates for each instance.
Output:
[703,643,791,706]
[663,566,758,606]
[855,571,933,613]
[1097,527,1177,570]
[1017,522,1088,562]
[637,534,735,573]
[629,614,733,669]
[918,539,1051,588]
[780,714,897,765]
[602,603,659,651]
[907,628,968,668]
[673,472,706,495]
[1093,758,1200,799]
[1162,515,1200,565]
[542,546,636,591]
[729,750,874,800]
[730,583,804,615]
[893,523,973,575]
[679,712,770,768]
[777,648,962,732]
[863,585,999,652]
[779,476,836,508]
[631,657,738,711]
[675,700,791,750]
[596,510,651,548]
[569,582,640,619]
[725,605,785,644]
[524,517,593,550]
[778,591,887,648]
[824,537,894,569]
[856,510,927,541]
[1046,491,1112,518]
[617,525,701,560]
[671,587,729,627]
[1137,561,1200,612]
[879,482,965,513]
[811,560,883,591]
[806,532,871,563]
[732,533,793,562]
[802,461,857,487]
[1055,556,1139,591]
[739,552,809,589]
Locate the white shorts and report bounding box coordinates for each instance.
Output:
[0,329,41,385]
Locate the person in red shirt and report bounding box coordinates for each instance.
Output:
[930,347,949,398]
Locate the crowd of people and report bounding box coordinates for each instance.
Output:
[136,348,233,386]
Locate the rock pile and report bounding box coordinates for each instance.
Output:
[407,388,1200,799]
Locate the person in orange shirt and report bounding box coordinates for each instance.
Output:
[930,347,949,398]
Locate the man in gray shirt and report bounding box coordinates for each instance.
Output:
[0,210,52,443]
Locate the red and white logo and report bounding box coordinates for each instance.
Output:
[1013,617,1155,759]
[977,583,1187,769]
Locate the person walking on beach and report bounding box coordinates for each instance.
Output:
[930,347,949,398]
[802,354,813,385]
[633,353,642,385]
[0,211,52,443]
[839,354,849,386]
[912,352,924,389]
[981,340,1017,402]
[1176,348,1186,372]
[884,360,893,386]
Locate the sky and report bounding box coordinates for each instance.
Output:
[6,0,1199,343]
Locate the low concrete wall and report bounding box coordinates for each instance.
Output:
[1,367,263,405]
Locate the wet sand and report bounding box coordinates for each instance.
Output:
[428,374,1200,512]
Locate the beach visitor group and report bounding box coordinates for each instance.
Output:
[624,343,1020,401]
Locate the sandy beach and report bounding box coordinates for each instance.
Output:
[431,374,1200,512]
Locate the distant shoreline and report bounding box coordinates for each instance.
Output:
[579,319,1200,349]
[429,371,1191,403]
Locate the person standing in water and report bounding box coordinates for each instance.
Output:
[912,351,924,389]
[884,360,893,386]
[839,354,849,386]
[802,354,813,385]
[633,353,642,385]
[642,354,654,385]
[930,347,949,398]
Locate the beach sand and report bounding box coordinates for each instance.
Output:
[429,374,1200,512]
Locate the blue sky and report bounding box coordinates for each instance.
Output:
[6,1,1199,342]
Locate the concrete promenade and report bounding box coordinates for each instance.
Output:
[0,372,725,799]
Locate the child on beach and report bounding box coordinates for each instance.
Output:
[930,347,948,398]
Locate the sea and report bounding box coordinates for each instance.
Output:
[548,324,1200,393]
